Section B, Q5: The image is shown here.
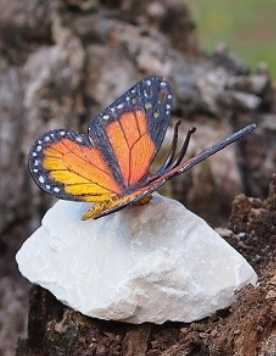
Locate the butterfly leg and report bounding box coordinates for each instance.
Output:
[133,194,152,206]
[156,120,181,174]
[168,126,196,170]
[157,124,196,174]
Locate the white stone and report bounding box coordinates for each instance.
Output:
[16,194,257,324]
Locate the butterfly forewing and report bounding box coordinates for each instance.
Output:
[88,76,173,189]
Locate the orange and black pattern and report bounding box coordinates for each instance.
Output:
[29,76,173,218]
[29,75,256,219]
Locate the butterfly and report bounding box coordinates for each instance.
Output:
[29,76,256,220]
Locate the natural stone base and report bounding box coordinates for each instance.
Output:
[16,194,257,324]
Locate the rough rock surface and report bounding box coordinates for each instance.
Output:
[16,194,257,324]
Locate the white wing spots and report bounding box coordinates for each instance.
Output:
[76,136,83,143]
[50,133,55,138]
[103,114,109,120]
[53,187,61,193]
[44,136,50,142]
[46,184,51,190]
[168,94,172,100]
[144,88,153,98]
[60,131,65,136]
[145,102,152,109]
[166,104,171,110]
[117,103,124,110]
[34,159,39,166]
[146,79,152,86]
[154,111,160,119]
[111,107,115,113]
[39,176,45,184]
[32,152,37,157]
[33,169,38,173]
[160,81,166,87]
[131,89,136,94]
[36,145,42,152]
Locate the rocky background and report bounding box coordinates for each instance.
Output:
[0,0,276,355]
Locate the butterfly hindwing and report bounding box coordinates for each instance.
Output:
[28,129,122,202]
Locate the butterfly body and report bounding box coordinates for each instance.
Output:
[29,76,256,220]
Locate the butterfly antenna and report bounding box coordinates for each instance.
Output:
[157,120,181,173]
[169,126,196,169]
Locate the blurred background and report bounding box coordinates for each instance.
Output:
[191,0,276,77]
[0,1,275,355]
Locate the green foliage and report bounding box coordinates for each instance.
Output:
[190,0,276,77]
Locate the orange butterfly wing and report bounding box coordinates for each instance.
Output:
[28,76,173,214]
[105,110,156,185]
[29,131,122,202]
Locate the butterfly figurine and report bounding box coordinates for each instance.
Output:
[29,76,256,220]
